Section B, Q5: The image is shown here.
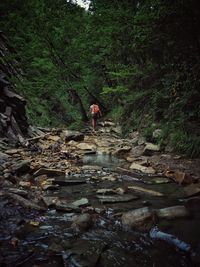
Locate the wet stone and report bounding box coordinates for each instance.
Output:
[42,196,59,207]
[0,152,10,164]
[61,130,84,142]
[52,177,86,186]
[97,194,138,203]
[7,188,28,197]
[183,184,200,197]
[11,160,31,175]
[147,177,171,184]
[34,168,66,177]
[156,205,189,219]
[72,198,89,207]
[71,213,93,231]
[55,203,81,212]
[122,207,155,230]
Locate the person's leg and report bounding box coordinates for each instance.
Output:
[92,118,95,130]
[92,114,97,131]
[94,117,97,130]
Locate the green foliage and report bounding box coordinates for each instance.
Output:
[101,86,128,95]
[170,130,200,158]
[107,106,124,123]
[0,0,199,157]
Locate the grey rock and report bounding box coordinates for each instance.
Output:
[143,143,160,156]
[153,129,163,139]
[61,130,84,142]
[34,168,65,177]
[157,205,189,219]
[113,145,132,156]
[72,198,89,207]
[11,160,31,175]
[71,213,93,230]
[129,163,156,174]
[97,194,138,203]
[0,151,10,164]
[122,207,155,229]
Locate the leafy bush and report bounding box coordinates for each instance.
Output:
[170,130,200,158]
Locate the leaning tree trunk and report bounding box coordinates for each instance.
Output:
[69,89,88,122]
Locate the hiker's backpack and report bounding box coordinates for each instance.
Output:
[91,104,100,114]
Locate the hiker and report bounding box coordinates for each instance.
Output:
[90,103,101,131]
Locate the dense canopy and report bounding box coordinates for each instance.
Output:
[1,0,200,156]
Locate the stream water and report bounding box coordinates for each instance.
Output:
[0,154,199,267]
[82,153,124,168]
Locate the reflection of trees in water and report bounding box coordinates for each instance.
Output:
[83,154,121,167]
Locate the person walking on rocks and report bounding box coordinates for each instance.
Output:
[90,103,101,131]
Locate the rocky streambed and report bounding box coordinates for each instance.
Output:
[0,124,200,267]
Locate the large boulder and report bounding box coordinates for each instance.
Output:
[61,130,84,142]
[157,205,189,219]
[143,143,160,156]
[113,145,132,156]
[76,142,96,151]
[129,162,156,174]
[11,160,31,175]
[71,213,93,231]
[122,207,155,230]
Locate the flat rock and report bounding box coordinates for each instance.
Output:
[55,203,81,212]
[111,126,122,135]
[97,188,125,195]
[183,184,200,197]
[103,121,116,127]
[82,165,102,171]
[130,146,144,157]
[61,130,84,142]
[7,188,28,197]
[157,205,189,219]
[0,152,10,164]
[97,188,114,194]
[113,145,132,156]
[71,213,93,230]
[129,163,156,174]
[97,194,138,203]
[42,196,59,207]
[52,178,86,186]
[5,149,23,155]
[6,192,45,210]
[101,175,117,181]
[68,239,106,266]
[41,184,59,190]
[143,143,160,156]
[128,186,163,196]
[122,207,154,229]
[11,160,31,175]
[76,142,97,151]
[47,135,60,142]
[34,168,66,177]
[144,177,171,184]
[72,198,89,207]
[19,181,31,188]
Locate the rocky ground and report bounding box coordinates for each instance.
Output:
[0,122,200,267]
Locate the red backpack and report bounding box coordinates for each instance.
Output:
[91,104,100,114]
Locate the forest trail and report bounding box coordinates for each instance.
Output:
[0,122,200,267]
